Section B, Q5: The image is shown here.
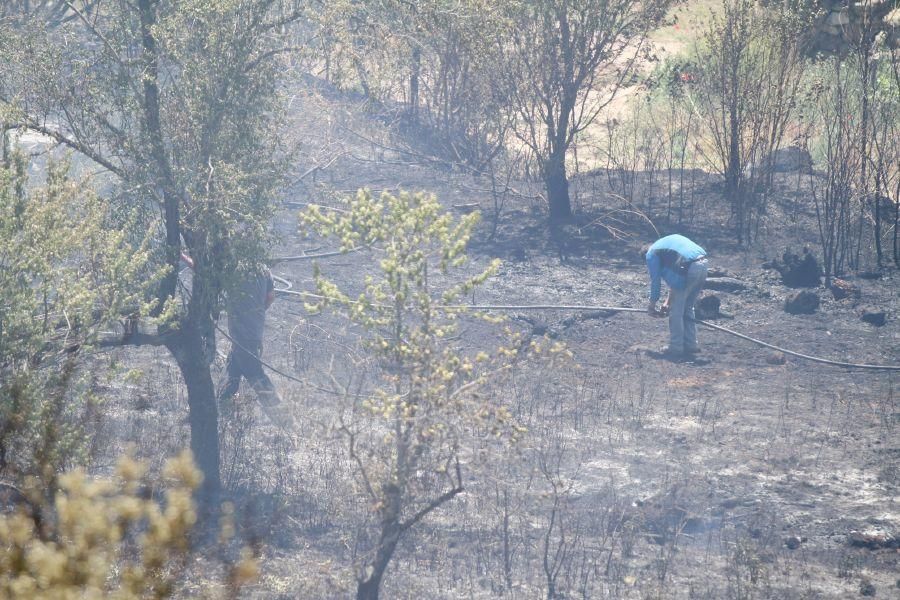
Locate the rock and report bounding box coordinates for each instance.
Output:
[848,530,899,550]
[766,352,787,365]
[768,248,822,288]
[830,278,860,300]
[860,307,887,327]
[451,202,479,213]
[695,294,721,319]
[784,535,802,550]
[704,277,747,293]
[761,146,814,174]
[785,290,819,315]
[706,267,731,278]
[859,579,876,596]
[857,271,882,280]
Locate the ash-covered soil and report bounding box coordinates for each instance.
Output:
[104,87,899,599]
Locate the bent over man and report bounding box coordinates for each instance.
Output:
[644,234,708,359]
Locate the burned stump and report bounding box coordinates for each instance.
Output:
[766,248,822,288]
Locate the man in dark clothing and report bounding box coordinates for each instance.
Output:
[644,234,708,359]
[219,264,281,408]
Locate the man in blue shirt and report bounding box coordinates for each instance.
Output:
[644,234,708,359]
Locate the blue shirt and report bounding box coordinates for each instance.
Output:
[645,235,706,302]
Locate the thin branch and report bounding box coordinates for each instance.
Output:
[340,417,378,503]
[400,458,463,532]
[95,331,171,348]
[244,46,308,73]
[6,121,123,177]
[288,151,349,187]
[63,1,125,65]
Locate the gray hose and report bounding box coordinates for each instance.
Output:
[273,288,899,372]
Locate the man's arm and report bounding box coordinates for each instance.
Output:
[646,253,663,316]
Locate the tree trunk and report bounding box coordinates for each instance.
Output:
[409,45,420,119]
[356,540,396,600]
[356,486,402,600]
[544,151,571,221]
[139,0,220,504]
[727,104,743,245]
[1,123,9,167]
[893,192,899,267]
[170,323,221,503]
[138,0,180,308]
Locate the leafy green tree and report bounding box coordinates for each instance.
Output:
[0,155,158,490]
[302,190,526,599]
[1,0,302,499]
[508,0,676,220]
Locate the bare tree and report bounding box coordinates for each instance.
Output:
[847,0,895,268]
[692,0,809,245]
[311,0,517,170]
[648,60,699,224]
[508,0,675,221]
[868,40,900,269]
[888,44,900,267]
[812,59,862,286]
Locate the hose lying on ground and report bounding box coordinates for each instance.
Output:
[273,287,900,372]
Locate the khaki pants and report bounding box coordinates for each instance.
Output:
[668,259,708,352]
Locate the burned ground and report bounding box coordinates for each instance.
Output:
[98,89,899,599]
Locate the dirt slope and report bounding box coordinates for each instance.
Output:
[105,85,899,598]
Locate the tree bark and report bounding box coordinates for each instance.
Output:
[544,150,571,221]
[727,95,743,245]
[355,531,399,600]
[138,0,220,503]
[169,322,221,502]
[409,44,420,119]
[356,485,402,600]
[138,0,180,308]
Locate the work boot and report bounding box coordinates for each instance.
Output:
[256,391,296,430]
[649,347,687,362]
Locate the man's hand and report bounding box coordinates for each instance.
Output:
[648,301,668,318]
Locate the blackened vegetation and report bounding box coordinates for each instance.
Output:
[1,0,899,598]
[765,248,823,288]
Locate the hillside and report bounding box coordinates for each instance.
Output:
[2,2,898,598]
[96,85,900,598]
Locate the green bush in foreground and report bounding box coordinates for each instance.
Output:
[0,451,258,599]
